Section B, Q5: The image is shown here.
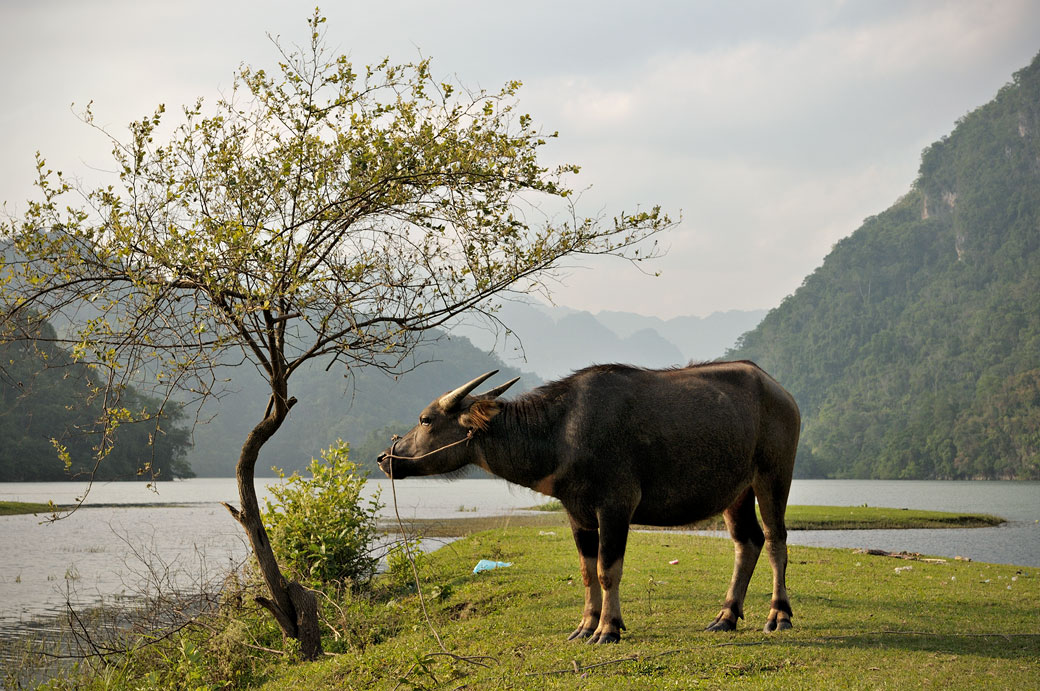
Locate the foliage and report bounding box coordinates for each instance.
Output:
[262,441,382,588]
[729,51,1040,479]
[383,538,430,594]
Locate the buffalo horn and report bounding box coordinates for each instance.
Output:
[477,376,520,399]
[439,370,499,410]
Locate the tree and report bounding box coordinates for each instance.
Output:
[0,12,672,658]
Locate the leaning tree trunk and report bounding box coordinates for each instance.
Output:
[221,392,323,660]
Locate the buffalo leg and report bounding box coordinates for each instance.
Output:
[707,487,764,632]
[589,509,630,644]
[754,476,793,632]
[567,517,601,641]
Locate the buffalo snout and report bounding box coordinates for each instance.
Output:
[376,451,393,478]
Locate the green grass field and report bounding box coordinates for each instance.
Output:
[258,527,1039,690]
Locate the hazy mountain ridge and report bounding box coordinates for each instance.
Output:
[451,301,766,380]
[185,334,537,477]
[594,309,769,363]
[729,52,1040,480]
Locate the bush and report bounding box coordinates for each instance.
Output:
[262,440,383,589]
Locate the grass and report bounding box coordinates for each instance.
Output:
[773,505,1004,530]
[392,503,1005,538]
[257,527,1039,690]
[0,501,195,516]
[0,500,54,516]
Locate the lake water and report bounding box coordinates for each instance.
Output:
[1,478,1037,634]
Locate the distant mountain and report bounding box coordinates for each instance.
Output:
[595,309,767,363]
[185,333,536,477]
[729,52,1040,480]
[451,300,765,380]
[0,317,192,481]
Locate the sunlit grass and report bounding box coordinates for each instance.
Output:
[260,527,1040,689]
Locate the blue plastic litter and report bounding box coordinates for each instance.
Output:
[473,559,512,574]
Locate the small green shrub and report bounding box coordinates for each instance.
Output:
[384,538,427,594]
[263,440,383,589]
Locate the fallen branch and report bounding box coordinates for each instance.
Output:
[852,548,953,564]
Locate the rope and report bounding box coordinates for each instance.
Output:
[385,438,497,688]
[381,430,474,463]
[388,457,447,651]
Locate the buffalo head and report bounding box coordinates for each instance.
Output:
[377,370,519,479]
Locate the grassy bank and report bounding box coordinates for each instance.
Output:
[0,501,189,516]
[769,504,1005,530]
[0,500,53,516]
[392,504,1005,538]
[257,527,1038,689]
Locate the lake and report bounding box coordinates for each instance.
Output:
[1,478,1037,634]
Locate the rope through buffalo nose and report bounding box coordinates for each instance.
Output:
[382,430,474,462]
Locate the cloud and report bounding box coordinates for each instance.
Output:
[2,0,1038,319]
[538,0,1036,140]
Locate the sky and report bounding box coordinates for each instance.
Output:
[2,1,1038,320]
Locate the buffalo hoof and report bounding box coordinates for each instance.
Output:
[567,627,595,641]
[763,617,793,633]
[588,630,621,644]
[705,616,737,632]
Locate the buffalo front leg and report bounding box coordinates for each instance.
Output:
[567,517,601,641]
[589,510,631,644]
[707,487,764,632]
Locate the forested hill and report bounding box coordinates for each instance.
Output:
[0,319,193,481]
[729,52,1040,480]
[0,318,532,480]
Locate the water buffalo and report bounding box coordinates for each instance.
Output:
[378,361,800,643]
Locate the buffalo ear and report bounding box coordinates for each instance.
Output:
[460,399,502,432]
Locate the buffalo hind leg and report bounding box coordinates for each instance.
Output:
[567,517,601,641]
[707,487,764,632]
[589,509,630,644]
[754,475,793,632]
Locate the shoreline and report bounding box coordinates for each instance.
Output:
[380,504,1005,538]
